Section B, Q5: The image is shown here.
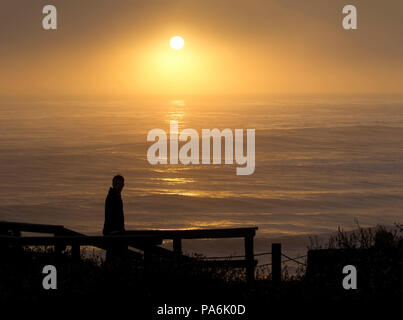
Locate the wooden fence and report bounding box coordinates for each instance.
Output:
[0,221,258,283]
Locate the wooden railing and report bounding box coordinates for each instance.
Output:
[126,228,258,283]
[0,221,147,260]
[0,221,258,283]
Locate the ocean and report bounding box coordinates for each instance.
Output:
[1,95,403,260]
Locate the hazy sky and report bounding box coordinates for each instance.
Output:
[0,0,402,96]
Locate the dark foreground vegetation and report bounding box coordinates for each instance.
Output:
[1,225,402,316]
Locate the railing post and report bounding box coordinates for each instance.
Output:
[144,246,152,274]
[0,228,10,256]
[272,243,281,283]
[173,237,182,264]
[54,233,64,255]
[173,238,182,255]
[72,244,80,261]
[11,229,22,252]
[244,235,254,284]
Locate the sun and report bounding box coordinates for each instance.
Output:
[170,36,185,50]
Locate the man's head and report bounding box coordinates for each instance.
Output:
[112,175,125,193]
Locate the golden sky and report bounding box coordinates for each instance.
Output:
[0,0,402,96]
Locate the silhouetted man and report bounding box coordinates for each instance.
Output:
[104,175,125,235]
[103,175,126,262]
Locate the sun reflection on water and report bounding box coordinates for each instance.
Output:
[151,177,195,184]
[171,99,185,106]
[165,100,186,126]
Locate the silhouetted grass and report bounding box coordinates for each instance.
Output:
[306,223,403,300]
